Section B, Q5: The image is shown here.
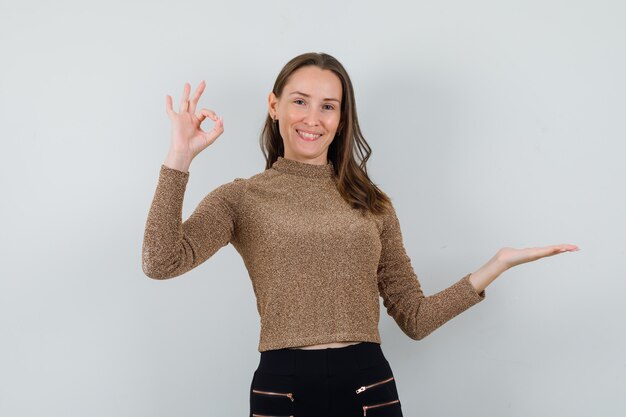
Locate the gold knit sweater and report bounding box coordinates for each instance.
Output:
[142,156,486,352]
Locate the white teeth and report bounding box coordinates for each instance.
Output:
[297,130,321,139]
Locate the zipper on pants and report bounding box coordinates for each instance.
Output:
[252,389,295,402]
[252,414,294,417]
[355,376,395,394]
[362,399,401,416]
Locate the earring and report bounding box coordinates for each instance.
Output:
[272,114,277,124]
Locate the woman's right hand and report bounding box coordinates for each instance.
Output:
[164,80,224,171]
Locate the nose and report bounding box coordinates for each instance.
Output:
[303,107,321,126]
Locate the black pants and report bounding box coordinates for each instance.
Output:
[249,342,403,417]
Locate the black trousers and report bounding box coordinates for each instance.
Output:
[249,342,403,417]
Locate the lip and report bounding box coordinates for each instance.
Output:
[297,128,323,135]
[296,129,323,141]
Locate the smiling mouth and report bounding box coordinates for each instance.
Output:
[296,129,323,141]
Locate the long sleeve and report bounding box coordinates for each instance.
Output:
[376,202,486,340]
[141,164,245,280]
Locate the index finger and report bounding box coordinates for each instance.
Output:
[188,80,206,115]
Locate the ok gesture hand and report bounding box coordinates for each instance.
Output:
[165,80,224,166]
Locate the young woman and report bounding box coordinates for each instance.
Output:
[142,52,579,417]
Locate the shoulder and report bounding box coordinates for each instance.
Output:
[207,167,273,201]
[227,166,281,192]
[208,176,247,202]
[370,197,401,236]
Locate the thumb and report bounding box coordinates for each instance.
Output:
[202,116,224,145]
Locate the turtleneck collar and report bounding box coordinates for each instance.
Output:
[271,156,335,179]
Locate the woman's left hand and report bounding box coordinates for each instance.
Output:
[497,244,580,270]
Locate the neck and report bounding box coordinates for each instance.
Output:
[271,156,335,179]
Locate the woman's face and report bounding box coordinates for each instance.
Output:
[268,65,342,165]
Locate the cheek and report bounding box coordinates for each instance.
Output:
[325,114,341,130]
[286,109,303,123]
[279,124,291,140]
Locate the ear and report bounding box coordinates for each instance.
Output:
[268,92,278,117]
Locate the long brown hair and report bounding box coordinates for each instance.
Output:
[260,52,392,216]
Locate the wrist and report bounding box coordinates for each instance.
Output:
[164,150,192,173]
[490,253,510,275]
[469,256,507,293]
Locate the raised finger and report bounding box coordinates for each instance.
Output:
[179,82,191,113]
[188,80,206,115]
[165,94,176,118]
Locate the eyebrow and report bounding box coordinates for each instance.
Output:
[289,91,341,103]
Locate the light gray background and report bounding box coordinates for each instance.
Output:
[1,0,624,416]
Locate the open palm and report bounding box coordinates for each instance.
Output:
[497,244,579,270]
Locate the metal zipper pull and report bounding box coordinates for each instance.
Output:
[355,376,395,394]
[252,414,294,417]
[252,389,295,402]
[362,399,400,416]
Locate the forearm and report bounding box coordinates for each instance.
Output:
[142,165,190,279]
[468,254,508,293]
[164,149,193,173]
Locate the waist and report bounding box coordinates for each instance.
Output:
[256,341,388,376]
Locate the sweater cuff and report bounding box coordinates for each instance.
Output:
[160,163,189,178]
[461,272,486,301]
[159,164,189,186]
[152,164,190,206]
